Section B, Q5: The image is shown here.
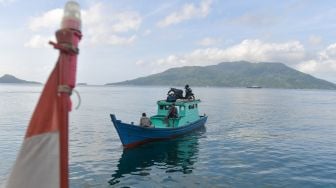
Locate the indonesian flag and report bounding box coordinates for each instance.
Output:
[6,61,69,188]
[6,2,82,187]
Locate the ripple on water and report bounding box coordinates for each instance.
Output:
[1,86,336,187]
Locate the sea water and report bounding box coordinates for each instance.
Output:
[0,84,335,187]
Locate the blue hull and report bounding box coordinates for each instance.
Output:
[110,114,207,148]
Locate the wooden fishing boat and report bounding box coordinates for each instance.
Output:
[110,98,207,148]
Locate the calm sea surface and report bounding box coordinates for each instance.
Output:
[0,84,336,187]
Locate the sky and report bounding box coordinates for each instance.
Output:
[0,0,336,84]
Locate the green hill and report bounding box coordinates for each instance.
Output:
[0,74,41,84]
[107,61,336,89]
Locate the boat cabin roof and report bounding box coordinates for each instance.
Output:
[157,99,201,106]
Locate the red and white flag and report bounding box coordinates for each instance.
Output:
[7,64,67,188]
[6,1,82,188]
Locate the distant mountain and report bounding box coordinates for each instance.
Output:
[0,74,41,84]
[107,61,336,90]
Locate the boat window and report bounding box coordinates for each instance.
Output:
[160,105,164,110]
[165,105,170,110]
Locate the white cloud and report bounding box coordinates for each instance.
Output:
[26,2,142,47]
[308,35,322,46]
[296,60,318,73]
[157,0,212,27]
[296,60,336,82]
[90,34,136,45]
[149,39,336,82]
[24,35,55,48]
[28,9,63,31]
[197,37,220,46]
[83,4,141,45]
[152,39,305,71]
[319,43,336,60]
[296,43,336,79]
[109,12,142,33]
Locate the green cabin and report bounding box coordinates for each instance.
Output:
[150,99,202,128]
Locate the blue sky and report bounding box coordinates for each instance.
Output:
[0,0,336,84]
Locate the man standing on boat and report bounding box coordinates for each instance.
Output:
[166,103,178,127]
[168,103,178,119]
[140,113,152,127]
[184,84,194,99]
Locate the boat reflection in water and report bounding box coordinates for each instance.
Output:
[109,128,205,185]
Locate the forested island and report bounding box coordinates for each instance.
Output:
[0,74,41,84]
[107,61,336,90]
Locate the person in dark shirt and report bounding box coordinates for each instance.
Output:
[184,84,193,99]
[166,103,178,127]
[167,103,178,119]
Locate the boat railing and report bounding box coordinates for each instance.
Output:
[151,115,181,128]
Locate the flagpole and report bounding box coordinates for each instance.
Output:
[55,30,82,187]
[53,2,82,187]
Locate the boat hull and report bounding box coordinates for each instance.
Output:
[110,114,207,148]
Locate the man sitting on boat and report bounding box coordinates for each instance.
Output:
[140,113,152,127]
